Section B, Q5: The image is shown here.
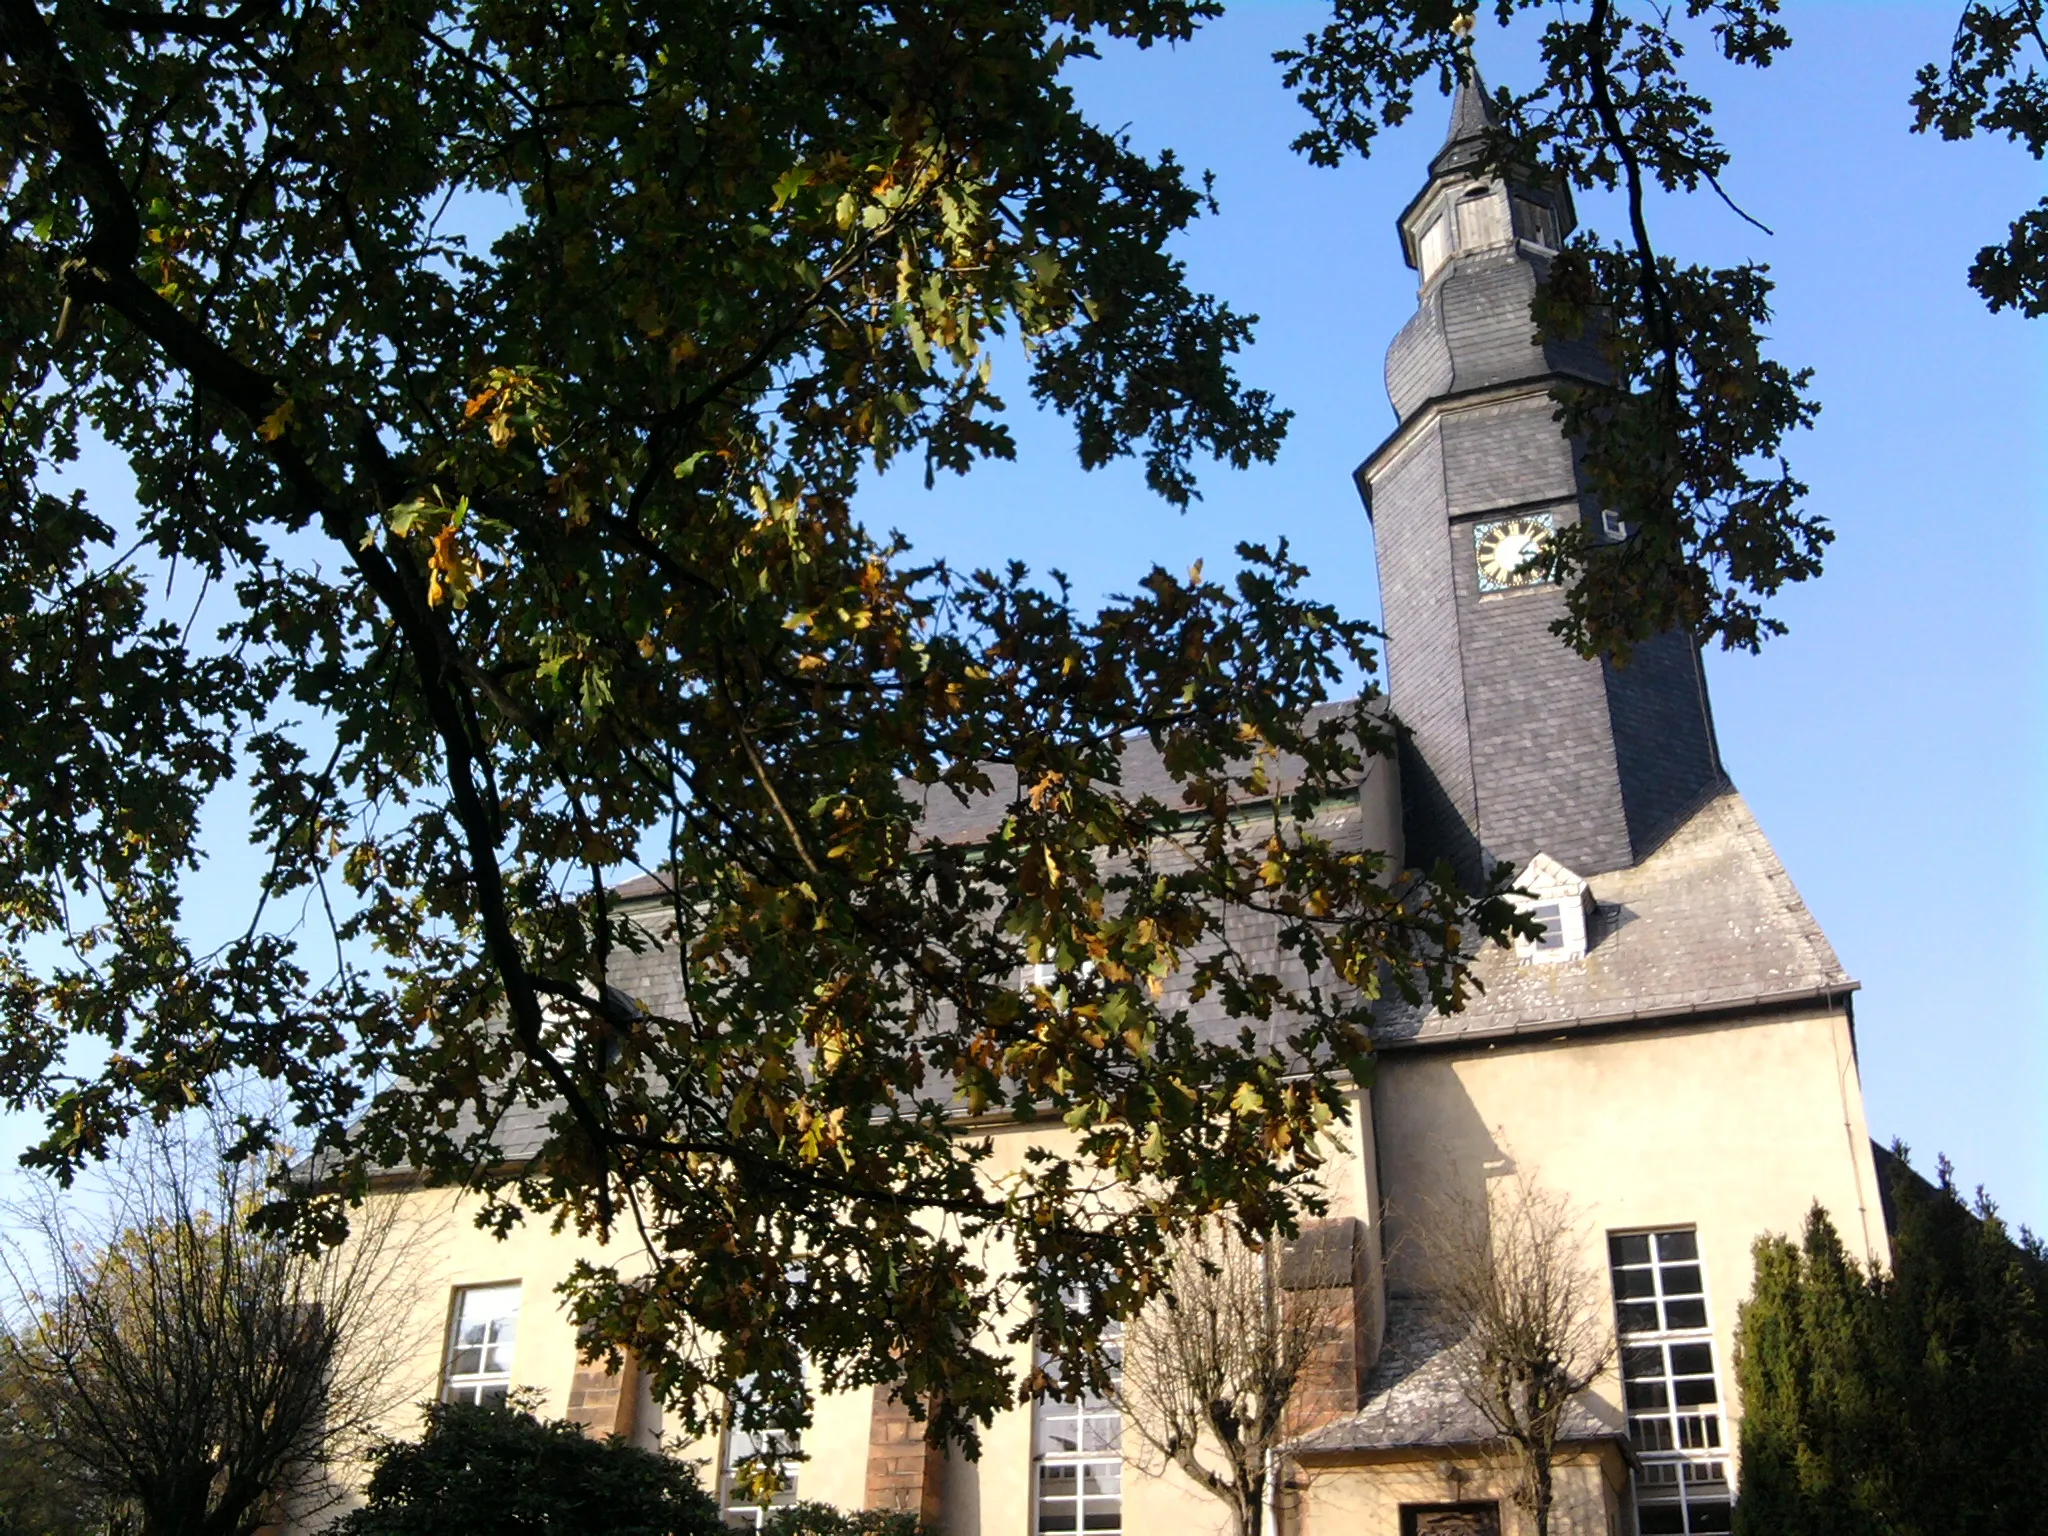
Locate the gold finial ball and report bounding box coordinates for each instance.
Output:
[1451,12,1476,41]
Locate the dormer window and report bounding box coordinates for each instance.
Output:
[1513,853,1594,964]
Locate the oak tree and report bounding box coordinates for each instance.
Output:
[0,0,1520,1457]
[0,0,2034,1461]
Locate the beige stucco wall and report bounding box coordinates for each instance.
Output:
[1296,1445,1627,1536]
[298,1005,1880,1536]
[297,1087,1377,1535]
[1358,1006,1882,1500]
[291,1182,723,1531]
[927,1095,1378,1536]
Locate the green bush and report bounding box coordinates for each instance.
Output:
[1733,1147,2048,1536]
[330,1402,723,1536]
[759,1503,926,1536]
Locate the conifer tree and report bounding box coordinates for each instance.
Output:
[1733,1149,2048,1536]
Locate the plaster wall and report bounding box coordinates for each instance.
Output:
[1370,1007,1884,1450]
[294,1008,1878,1536]
[1296,1446,1626,1536]
[294,1088,1380,1536]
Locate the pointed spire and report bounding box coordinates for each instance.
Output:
[1432,52,1497,175]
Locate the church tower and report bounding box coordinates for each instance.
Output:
[1359,68,1724,883]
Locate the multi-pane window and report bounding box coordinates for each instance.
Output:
[1609,1231,1731,1535]
[719,1414,799,1531]
[443,1283,520,1407]
[1034,1311,1123,1535]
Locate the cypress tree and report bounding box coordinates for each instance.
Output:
[1732,1148,2048,1536]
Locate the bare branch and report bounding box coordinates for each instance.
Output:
[1421,1176,1615,1536]
[1118,1223,1340,1536]
[0,1113,438,1536]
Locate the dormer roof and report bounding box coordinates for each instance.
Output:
[1516,852,1588,903]
[1374,789,1856,1049]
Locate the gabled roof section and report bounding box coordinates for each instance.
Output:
[1516,852,1587,903]
[1290,1297,1619,1456]
[1376,788,1855,1048]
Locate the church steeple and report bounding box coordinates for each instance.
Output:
[1357,68,1724,883]
[1432,58,1498,174]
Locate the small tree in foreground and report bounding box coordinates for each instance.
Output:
[333,1401,723,1536]
[0,1121,419,1536]
[1733,1149,2048,1536]
[1117,1224,1337,1536]
[1425,1179,1614,1536]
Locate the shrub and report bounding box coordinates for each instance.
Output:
[331,1402,723,1536]
[760,1501,927,1536]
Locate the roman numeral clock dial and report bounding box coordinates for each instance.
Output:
[1473,512,1555,592]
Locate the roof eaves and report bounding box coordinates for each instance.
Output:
[1377,981,1861,1055]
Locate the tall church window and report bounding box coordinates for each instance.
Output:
[719,1386,800,1530]
[1033,1301,1123,1535]
[443,1282,520,1407]
[1609,1230,1732,1535]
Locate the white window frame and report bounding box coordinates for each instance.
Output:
[1033,1304,1123,1536]
[1609,1229,1732,1535]
[1512,853,1592,964]
[443,1282,520,1407]
[718,1387,800,1529]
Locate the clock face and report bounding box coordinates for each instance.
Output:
[1473,513,1555,592]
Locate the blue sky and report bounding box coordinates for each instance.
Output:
[10,4,2043,1230]
[858,2,2048,1226]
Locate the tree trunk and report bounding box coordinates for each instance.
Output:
[1532,1450,1554,1536]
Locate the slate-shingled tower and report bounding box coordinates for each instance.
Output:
[1358,68,1723,883]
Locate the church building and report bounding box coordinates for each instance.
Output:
[311,75,1887,1536]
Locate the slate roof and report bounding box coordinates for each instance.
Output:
[1432,62,1498,175]
[614,707,1380,900]
[607,791,1388,1065]
[1374,786,1855,1051]
[410,718,1850,1170]
[1290,1297,1619,1457]
[617,739,1852,1064]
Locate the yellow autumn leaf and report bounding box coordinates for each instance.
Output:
[426,527,480,610]
[257,398,295,441]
